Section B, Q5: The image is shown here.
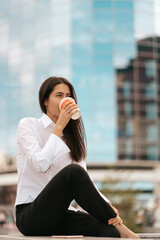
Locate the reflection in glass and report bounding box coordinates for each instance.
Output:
[146,146,158,161]
[125,140,133,157]
[146,125,158,142]
[125,119,133,137]
[145,103,157,119]
[134,11,154,40]
[145,82,156,99]
[0,0,160,164]
[122,81,131,97]
[124,101,132,115]
[144,60,156,78]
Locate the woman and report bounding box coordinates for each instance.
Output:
[15,76,139,238]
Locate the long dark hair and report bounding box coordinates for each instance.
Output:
[39,76,87,162]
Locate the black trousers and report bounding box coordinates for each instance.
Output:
[16,164,120,237]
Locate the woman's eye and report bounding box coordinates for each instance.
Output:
[56,94,62,97]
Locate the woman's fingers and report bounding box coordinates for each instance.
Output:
[62,103,78,116]
[56,101,78,130]
[108,204,123,226]
[59,101,79,123]
[62,101,78,112]
[108,215,123,226]
[63,100,76,109]
[67,104,78,114]
[120,219,123,225]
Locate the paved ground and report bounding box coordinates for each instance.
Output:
[0,236,144,240]
[0,236,137,240]
[1,233,160,240]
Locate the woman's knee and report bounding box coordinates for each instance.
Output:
[66,163,85,173]
[64,164,87,180]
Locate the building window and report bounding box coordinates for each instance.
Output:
[122,80,131,97]
[145,81,156,99]
[146,125,158,142]
[145,103,157,119]
[125,119,133,137]
[124,101,132,115]
[146,146,158,161]
[144,59,156,78]
[125,140,133,154]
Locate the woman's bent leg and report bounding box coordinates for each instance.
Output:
[55,210,120,238]
[16,164,117,236]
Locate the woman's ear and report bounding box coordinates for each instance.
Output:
[44,100,47,107]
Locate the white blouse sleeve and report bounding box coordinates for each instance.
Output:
[17,118,70,172]
[76,160,110,203]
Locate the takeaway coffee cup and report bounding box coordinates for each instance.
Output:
[59,97,81,120]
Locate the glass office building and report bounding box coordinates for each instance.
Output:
[117,36,160,161]
[0,0,160,163]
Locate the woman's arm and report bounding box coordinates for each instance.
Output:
[17,118,70,173]
[17,101,79,172]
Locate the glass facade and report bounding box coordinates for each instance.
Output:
[0,0,160,163]
[117,35,160,161]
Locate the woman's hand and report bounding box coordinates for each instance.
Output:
[52,100,79,138]
[57,100,78,127]
[108,204,123,226]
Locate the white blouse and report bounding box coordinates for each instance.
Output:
[15,114,110,210]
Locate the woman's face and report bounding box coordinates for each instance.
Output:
[44,83,71,123]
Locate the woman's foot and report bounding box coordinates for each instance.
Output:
[115,224,140,239]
